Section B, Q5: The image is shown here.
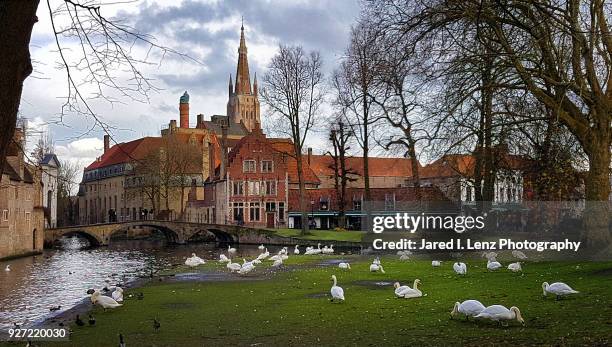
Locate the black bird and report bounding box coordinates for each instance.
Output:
[152,318,160,331]
[119,333,126,347]
[13,322,20,329]
[86,289,96,295]
[137,292,144,300]
[88,315,96,326]
[49,306,61,312]
[75,315,85,327]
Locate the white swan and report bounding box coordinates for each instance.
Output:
[475,305,525,326]
[281,254,289,260]
[450,300,485,320]
[507,262,522,272]
[338,262,351,270]
[280,247,288,255]
[91,291,122,309]
[330,275,345,302]
[269,252,283,261]
[322,245,334,254]
[512,250,528,260]
[239,262,255,275]
[111,287,124,303]
[258,244,265,250]
[294,245,300,255]
[482,252,498,261]
[271,257,283,267]
[432,260,442,267]
[373,257,381,265]
[312,243,322,255]
[185,253,206,267]
[487,259,502,271]
[227,245,237,254]
[257,248,269,260]
[453,262,467,275]
[226,260,241,272]
[369,263,385,273]
[542,282,579,299]
[393,279,422,298]
[4,265,10,272]
[218,254,230,263]
[399,254,410,261]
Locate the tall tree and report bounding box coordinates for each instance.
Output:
[326,121,357,228]
[262,45,325,235]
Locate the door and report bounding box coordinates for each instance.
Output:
[266,212,275,228]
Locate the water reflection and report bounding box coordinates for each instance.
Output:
[0,236,262,330]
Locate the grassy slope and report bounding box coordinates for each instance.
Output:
[34,257,612,347]
[271,228,365,242]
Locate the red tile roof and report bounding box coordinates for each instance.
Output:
[308,155,421,178]
[420,153,533,179]
[269,139,320,184]
[85,137,163,171]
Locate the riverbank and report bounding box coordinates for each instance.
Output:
[19,255,612,346]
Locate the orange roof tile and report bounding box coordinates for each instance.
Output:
[308,155,421,178]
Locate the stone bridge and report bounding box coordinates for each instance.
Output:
[44,220,284,247]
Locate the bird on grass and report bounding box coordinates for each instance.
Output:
[475,305,525,326]
[330,275,345,302]
[507,262,522,273]
[487,259,502,271]
[453,262,467,275]
[88,315,96,326]
[75,315,85,327]
[432,260,442,267]
[119,333,125,347]
[542,282,579,300]
[450,300,486,320]
[153,318,161,331]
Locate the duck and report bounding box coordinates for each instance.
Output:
[475,305,525,326]
[542,282,579,299]
[226,260,242,272]
[258,244,265,250]
[294,245,300,255]
[512,250,528,260]
[338,262,351,270]
[369,263,385,273]
[75,315,85,326]
[227,245,237,254]
[507,262,522,272]
[88,314,96,326]
[111,287,124,303]
[432,260,442,267]
[271,257,283,267]
[330,275,345,302]
[185,253,206,267]
[4,265,10,272]
[453,262,467,275]
[218,254,230,263]
[487,259,502,271]
[393,279,422,298]
[91,291,122,310]
[450,300,486,320]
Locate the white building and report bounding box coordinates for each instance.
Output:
[40,154,60,228]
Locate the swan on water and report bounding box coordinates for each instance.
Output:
[185,253,206,267]
[393,279,422,298]
[91,291,123,310]
[228,245,237,254]
[487,259,502,271]
[450,300,485,320]
[507,262,522,272]
[111,287,124,303]
[338,262,351,270]
[542,282,579,299]
[4,265,10,272]
[475,305,525,326]
[453,262,467,275]
[294,245,300,255]
[512,250,527,260]
[330,275,345,302]
[258,244,265,250]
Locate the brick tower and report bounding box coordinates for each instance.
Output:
[180,91,190,128]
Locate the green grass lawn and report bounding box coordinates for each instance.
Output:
[270,228,365,242]
[32,256,612,346]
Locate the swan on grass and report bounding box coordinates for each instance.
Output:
[185,253,206,267]
[542,282,579,299]
[256,248,269,260]
[475,305,525,326]
[226,260,241,272]
[294,245,300,255]
[432,260,442,267]
[338,262,351,270]
[227,245,237,254]
[271,257,283,267]
[322,245,334,254]
[369,263,385,273]
[258,244,265,250]
[312,243,322,255]
[507,262,522,272]
[394,279,422,298]
[399,254,410,261]
[450,300,485,320]
[453,262,467,275]
[269,252,283,261]
[487,259,502,271]
[218,254,230,263]
[330,275,345,302]
[239,261,255,275]
[91,291,122,310]
[512,250,528,260]
[482,252,498,261]
[373,257,381,265]
[111,287,124,303]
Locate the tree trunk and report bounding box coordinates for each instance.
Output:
[296,151,309,235]
[0,1,39,177]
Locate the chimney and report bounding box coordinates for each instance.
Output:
[179,91,190,128]
[169,120,177,133]
[220,125,228,178]
[196,114,204,128]
[103,135,110,154]
[307,147,312,165]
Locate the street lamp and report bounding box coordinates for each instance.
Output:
[310,200,315,229]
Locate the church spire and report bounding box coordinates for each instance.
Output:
[228,74,233,97]
[253,72,258,96]
[235,20,251,95]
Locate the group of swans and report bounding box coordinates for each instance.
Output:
[450,299,524,326]
[90,290,123,310]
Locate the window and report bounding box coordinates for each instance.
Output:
[466,185,472,202]
[384,193,395,210]
[261,160,273,173]
[264,180,277,195]
[2,210,8,221]
[353,196,362,211]
[249,202,260,222]
[243,160,256,173]
[14,187,18,199]
[319,197,329,211]
[232,181,244,196]
[248,181,260,196]
[232,202,244,222]
[278,202,285,221]
[25,212,30,221]
[265,202,276,212]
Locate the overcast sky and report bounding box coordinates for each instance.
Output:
[20,0,361,181]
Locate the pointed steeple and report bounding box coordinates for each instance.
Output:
[228,74,233,97]
[253,72,258,96]
[235,20,252,95]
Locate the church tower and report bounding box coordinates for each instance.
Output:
[227,21,260,132]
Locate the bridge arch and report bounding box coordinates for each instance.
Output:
[194,228,235,243]
[109,223,181,244]
[55,230,103,247]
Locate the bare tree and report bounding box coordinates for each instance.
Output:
[57,158,81,226]
[261,44,325,235]
[163,134,202,217]
[326,121,357,228]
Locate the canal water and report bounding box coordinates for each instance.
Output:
[0,236,265,331]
